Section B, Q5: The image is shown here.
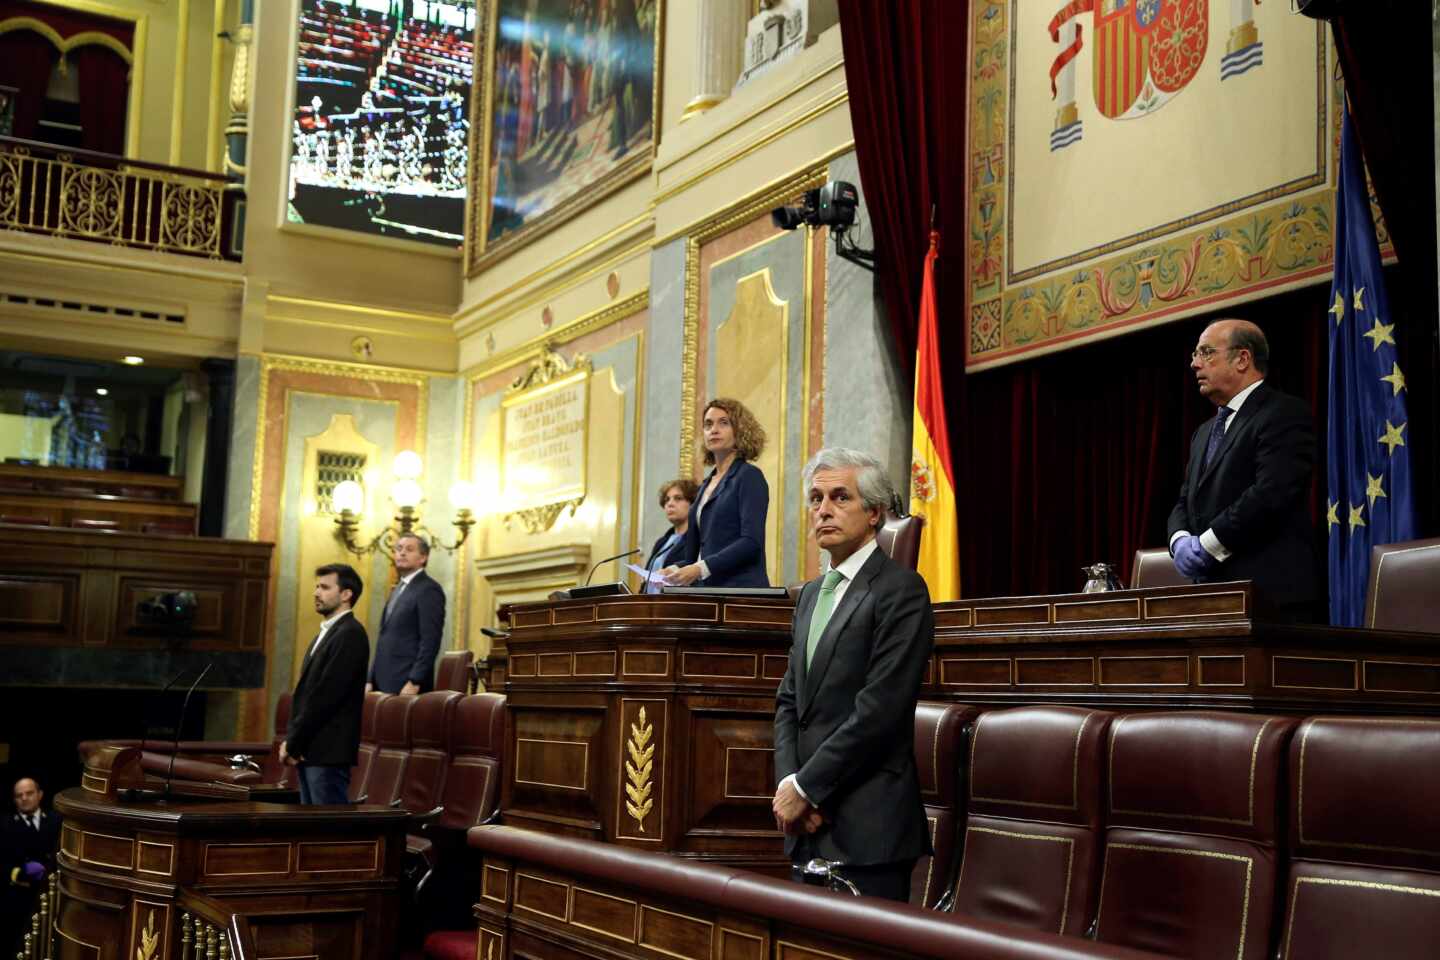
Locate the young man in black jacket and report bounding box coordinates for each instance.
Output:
[281,564,370,804]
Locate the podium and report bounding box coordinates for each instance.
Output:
[496,593,796,872]
[52,772,408,960]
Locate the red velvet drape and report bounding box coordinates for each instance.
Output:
[73,45,130,155]
[1332,2,1438,303]
[836,0,969,364]
[0,31,58,140]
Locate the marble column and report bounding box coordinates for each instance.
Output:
[682,0,749,122]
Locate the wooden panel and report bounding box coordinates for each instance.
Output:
[723,747,774,800]
[720,928,767,960]
[79,831,134,870]
[974,604,1050,626]
[1363,660,1440,695]
[933,607,972,628]
[778,942,861,960]
[1099,655,1189,686]
[684,710,777,839]
[1015,657,1095,686]
[0,575,72,630]
[554,605,597,625]
[599,601,719,622]
[514,872,570,921]
[296,841,378,873]
[1144,589,1247,619]
[136,841,175,876]
[120,582,227,635]
[513,609,552,628]
[622,650,671,677]
[571,886,638,943]
[482,863,511,904]
[761,655,789,680]
[573,651,617,677]
[538,653,574,677]
[510,654,537,677]
[203,842,291,877]
[638,904,712,959]
[940,658,1011,686]
[1273,656,1358,691]
[682,652,757,680]
[1199,655,1246,686]
[724,604,791,626]
[1055,598,1141,623]
[248,909,366,960]
[515,738,590,791]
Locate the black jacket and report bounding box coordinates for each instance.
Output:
[674,459,769,587]
[1167,381,1319,615]
[289,611,370,766]
[369,570,445,693]
[774,547,934,866]
[2,810,61,880]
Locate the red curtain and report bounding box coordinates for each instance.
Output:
[73,45,130,155]
[1332,3,1437,307]
[0,31,58,140]
[836,0,969,364]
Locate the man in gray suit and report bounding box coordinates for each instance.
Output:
[367,533,446,695]
[773,447,934,902]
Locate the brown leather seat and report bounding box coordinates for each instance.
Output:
[1094,711,1298,960]
[412,692,507,867]
[1365,536,1440,631]
[951,705,1114,936]
[909,701,978,909]
[1279,716,1440,959]
[361,693,414,806]
[348,691,390,801]
[400,691,462,815]
[434,649,474,693]
[70,517,120,530]
[1129,547,1188,589]
[877,509,926,571]
[140,519,196,535]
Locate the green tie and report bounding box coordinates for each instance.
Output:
[805,570,846,669]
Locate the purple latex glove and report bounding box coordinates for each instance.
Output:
[1172,535,1215,578]
[21,861,45,883]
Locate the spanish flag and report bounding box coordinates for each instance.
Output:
[909,230,960,601]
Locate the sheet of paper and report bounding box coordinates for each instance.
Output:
[626,563,667,584]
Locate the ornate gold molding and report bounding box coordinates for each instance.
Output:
[506,344,592,393]
[625,706,656,832]
[679,162,830,473]
[462,289,648,383]
[136,910,159,960]
[504,499,584,535]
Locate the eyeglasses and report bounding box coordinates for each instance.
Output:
[1190,345,1237,363]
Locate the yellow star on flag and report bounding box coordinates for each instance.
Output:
[1329,292,1345,325]
[1326,499,1339,530]
[1365,472,1387,510]
[1348,502,1366,532]
[1353,286,1366,312]
[1362,317,1396,351]
[1380,361,1406,396]
[1378,420,1407,455]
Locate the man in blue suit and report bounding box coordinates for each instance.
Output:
[367,533,446,694]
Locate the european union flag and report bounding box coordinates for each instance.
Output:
[1327,107,1416,626]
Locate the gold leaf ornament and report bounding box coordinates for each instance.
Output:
[137,910,159,960]
[624,706,656,831]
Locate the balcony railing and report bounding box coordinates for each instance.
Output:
[0,137,243,261]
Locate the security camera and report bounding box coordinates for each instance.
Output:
[771,181,874,272]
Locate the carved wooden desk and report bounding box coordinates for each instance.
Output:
[52,788,408,960]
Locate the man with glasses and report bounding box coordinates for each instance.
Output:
[1168,319,1319,621]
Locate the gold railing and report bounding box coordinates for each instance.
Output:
[0,137,242,261]
[179,912,233,960]
[15,875,55,960]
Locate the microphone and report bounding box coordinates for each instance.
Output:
[164,663,212,798]
[141,668,190,760]
[585,548,640,586]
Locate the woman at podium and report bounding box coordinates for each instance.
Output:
[661,398,770,588]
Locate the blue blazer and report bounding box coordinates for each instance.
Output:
[368,569,446,693]
[675,459,769,587]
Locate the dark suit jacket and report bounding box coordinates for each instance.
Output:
[369,569,445,693]
[2,810,61,878]
[642,528,684,592]
[288,611,370,766]
[674,459,769,587]
[1167,381,1319,615]
[773,546,934,866]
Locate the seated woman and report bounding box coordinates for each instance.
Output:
[662,398,770,588]
[641,478,698,594]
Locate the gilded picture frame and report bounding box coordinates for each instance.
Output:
[465,0,662,275]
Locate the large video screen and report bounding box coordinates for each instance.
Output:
[287,0,475,247]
